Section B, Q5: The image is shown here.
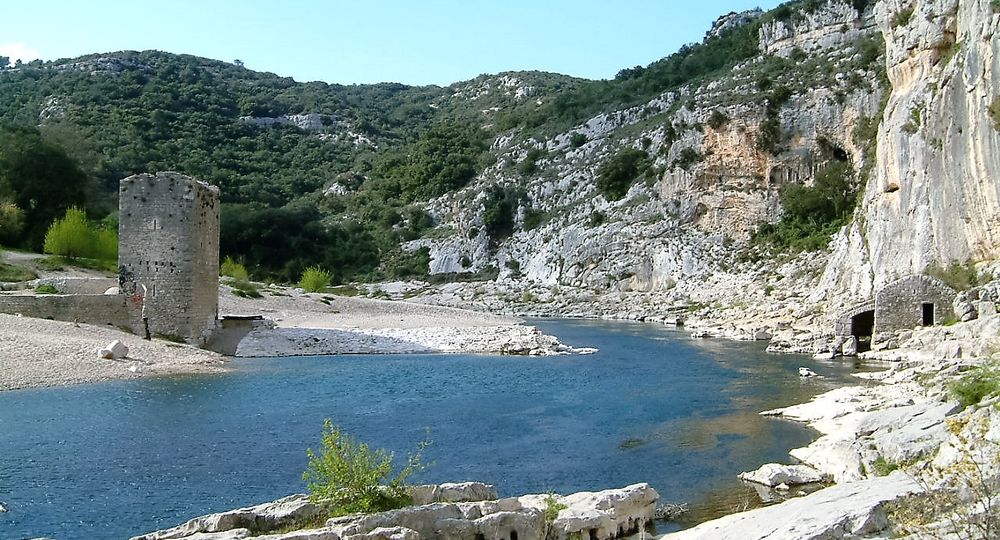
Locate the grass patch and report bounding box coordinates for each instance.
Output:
[0,262,36,282]
[327,285,361,297]
[891,7,914,28]
[227,279,262,299]
[872,455,899,476]
[34,283,59,294]
[949,363,1000,407]
[38,255,117,273]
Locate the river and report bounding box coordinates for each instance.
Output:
[0,319,868,539]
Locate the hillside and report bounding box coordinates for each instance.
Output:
[1,0,998,340]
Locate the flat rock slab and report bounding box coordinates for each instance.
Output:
[658,472,920,540]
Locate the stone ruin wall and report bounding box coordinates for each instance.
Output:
[874,275,956,332]
[118,172,219,345]
[0,294,136,330]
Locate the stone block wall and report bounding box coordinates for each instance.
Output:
[118,172,220,345]
[874,275,956,332]
[0,294,135,330]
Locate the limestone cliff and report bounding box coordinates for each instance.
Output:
[819,0,1000,302]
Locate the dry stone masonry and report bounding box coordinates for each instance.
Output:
[119,172,220,346]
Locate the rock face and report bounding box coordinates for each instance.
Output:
[819,0,1000,300]
[134,484,659,540]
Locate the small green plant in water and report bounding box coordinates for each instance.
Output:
[299,266,331,293]
[949,363,1000,407]
[303,420,429,517]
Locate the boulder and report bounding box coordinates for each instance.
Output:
[99,340,129,360]
[131,494,318,540]
[738,463,826,487]
[409,482,497,505]
[798,367,818,378]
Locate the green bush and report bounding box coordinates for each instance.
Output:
[753,161,858,252]
[221,256,250,281]
[569,132,587,148]
[0,201,25,246]
[926,261,979,291]
[41,207,118,263]
[482,186,523,249]
[302,419,428,516]
[299,266,331,292]
[707,110,730,129]
[872,456,899,477]
[43,207,92,259]
[949,364,1000,407]
[891,7,915,28]
[35,283,59,294]
[596,148,650,201]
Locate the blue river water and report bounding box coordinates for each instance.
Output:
[0,319,867,539]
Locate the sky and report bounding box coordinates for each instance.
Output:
[2,1,785,86]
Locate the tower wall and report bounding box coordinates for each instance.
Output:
[118,172,219,345]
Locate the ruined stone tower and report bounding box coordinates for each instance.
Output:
[118,172,220,345]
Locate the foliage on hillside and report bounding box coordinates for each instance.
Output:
[0,0,862,280]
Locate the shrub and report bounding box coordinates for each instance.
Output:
[43,207,93,259]
[949,364,1000,407]
[753,161,858,252]
[482,186,522,249]
[0,201,25,246]
[35,283,59,294]
[299,266,331,292]
[707,110,730,130]
[671,148,703,171]
[596,148,650,201]
[42,207,118,263]
[926,261,979,291]
[221,256,250,282]
[872,456,899,476]
[302,419,428,516]
[891,7,914,28]
[588,211,607,227]
[569,132,587,148]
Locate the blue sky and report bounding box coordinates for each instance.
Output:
[3,1,784,86]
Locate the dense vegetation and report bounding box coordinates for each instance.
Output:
[0,0,859,281]
[754,160,859,252]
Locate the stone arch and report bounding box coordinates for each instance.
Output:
[837,299,876,353]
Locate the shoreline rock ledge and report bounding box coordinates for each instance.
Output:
[132,482,659,540]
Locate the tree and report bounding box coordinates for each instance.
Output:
[0,126,89,248]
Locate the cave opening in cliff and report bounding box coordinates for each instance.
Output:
[851,310,874,353]
[922,303,935,326]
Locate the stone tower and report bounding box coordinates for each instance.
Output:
[118,172,220,345]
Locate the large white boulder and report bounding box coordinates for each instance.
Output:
[738,463,826,487]
[99,340,129,360]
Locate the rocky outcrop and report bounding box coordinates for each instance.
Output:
[135,484,659,540]
[759,1,875,58]
[819,0,1000,300]
[658,472,920,540]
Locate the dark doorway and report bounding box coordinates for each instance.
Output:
[922,303,935,326]
[851,310,875,353]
